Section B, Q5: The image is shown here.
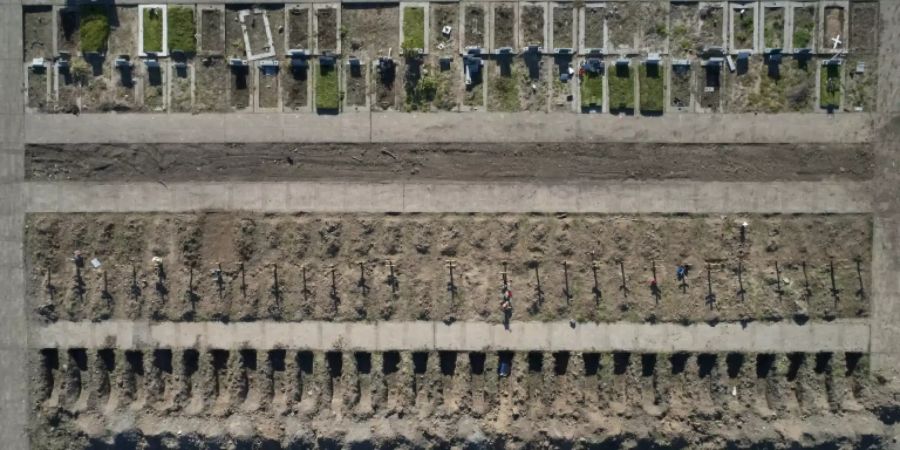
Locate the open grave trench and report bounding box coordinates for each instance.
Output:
[25,212,872,324]
[29,348,900,448]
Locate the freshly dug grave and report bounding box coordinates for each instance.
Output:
[29,349,900,449]
[25,142,875,182]
[25,213,871,324]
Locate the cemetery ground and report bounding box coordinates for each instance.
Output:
[25,212,872,324]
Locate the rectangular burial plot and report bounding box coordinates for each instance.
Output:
[141,63,166,111]
[283,59,310,111]
[27,65,50,112]
[77,6,113,113]
[489,54,547,111]
[240,8,277,60]
[819,62,842,110]
[57,7,80,55]
[80,5,110,54]
[493,4,517,51]
[520,3,546,48]
[580,64,603,112]
[344,59,367,109]
[638,0,668,54]
[257,65,281,109]
[225,6,249,58]
[431,3,459,55]
[608,60,634,114]
[730,3,757,52]
[463,4,487,48]
[669,2,701,58]
[669,61,692,110]
[605,1,640,54]
[342,4,399,110]
[315,60,340,113]
[229,61,252,110]
[402,5,427,53]
[194,56,228,112]
[551,4,574,50]
[169,63,193,112]
[697,60,723,112]
[404,59,459,111]
[140,5,167,56]
[723,55,762,112]
[790,4,816,51]
[24,6,53,62]
[762,5,786,51]
[844,56,876,112]
[200,7,225,54]
[819,3,847,54]
[581,4,605,52]
[698,3,726,51]
[168,6,197,54]
[287,6,311,51]
[752,55,816,113]
[107,6,139,111]
[638,60,664,115]
[463,59,485,110]
[550,70,573,112]
[849,1,878,55]
[315,6,339,54]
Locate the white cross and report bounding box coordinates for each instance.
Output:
[831,34,842,49]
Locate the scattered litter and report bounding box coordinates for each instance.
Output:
[437,42,445,50]
[442,25,452,36]
[152,256,163,265]
[732,386,737,397]
[90,258,101,269]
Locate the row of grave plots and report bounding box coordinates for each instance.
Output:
[21,0,878,114]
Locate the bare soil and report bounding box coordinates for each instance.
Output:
[493,5,515,49]
[169,68,192,113]
[464,5,485,48]
[375,58,400,111]
[25,142,874,183]
[733,8,756,49]
[639,0,668,52]
[515,56,546,112]
[669,2,700,58]
[79,68,112,113]
[245,10,274,56]
[764,7,785,49]
[287,7,310,50]
[25,213,871,324]
[823,7,844,50]
[431,3,458,55]
[344,64,366,108]
[724,55,761,113]
[27,70,49,111]
[552,6,573,49]
[316,8,338,52]
[698,5,724,49]
[550,71,571,112]
[201,9,225,54]
[520,4,544,47]
[229,66,251,110]
[108,7,139,111]
[844,55,877,113]
[258,72,280,109]
[142,66,165,112]
[341,4,399,61]
[606,2,640,52]
[225,7,248,58]
[24,6,53,62]
[670,65,691,109]
[194,56,229,112]
[29,349,900,449]
[698,64,723,112]
[282,66,309,111]
[849,2,878,55]
[583,7,605,50]
[57,8,80,55]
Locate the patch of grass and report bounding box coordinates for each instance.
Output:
[792,7,815,49]
[764,8,784,48]
[580,71,603,108]
[607,64,634,113]
[402,7,426,53]
[168,7,196,53]
[143,8,164,53]
[639,63,664,114]
[749,57,814,112]
[820,64,841,109]
[490,69,520,111]
[316,63,341,111]
[734,9,754,48]
[79,5,109,53]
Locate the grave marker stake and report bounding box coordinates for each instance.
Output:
[774,262,783,297]
[855,258,865,299]
[101,270,112,304]
[618,260,629,298]
[445,259,457,298]
[650,260,661,303]
[736,260,746,302]
[358,261,369,296]
[534,263,544,305]
[705,263,716,309]
[385,259,398,293]
[562,260,572,303]
[214,263,224,299]
[588,251,601,303]
[829,258,840,301]
[802,261,812,298]
[240,262,247,298]
[329,264,338,299]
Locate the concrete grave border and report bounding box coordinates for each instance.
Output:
[760,1,790,53]
[698,1,728,51]
[400,2,431,55]
[198,5,226,55]
[23,62,50,114]
[489,1,519,53]
[518,1,548,51]
[637,0,670,56]
[787,1,817,54]
[549,2,577,52]
[729,1,760,54]
[239,8,277,61]
[818,0,850,55]
[459,2,487,53]
[285,4,312,54]
[312,3,341,55]
[666,58,695,113]
[138,4,169,58]
[578,2,606,55]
